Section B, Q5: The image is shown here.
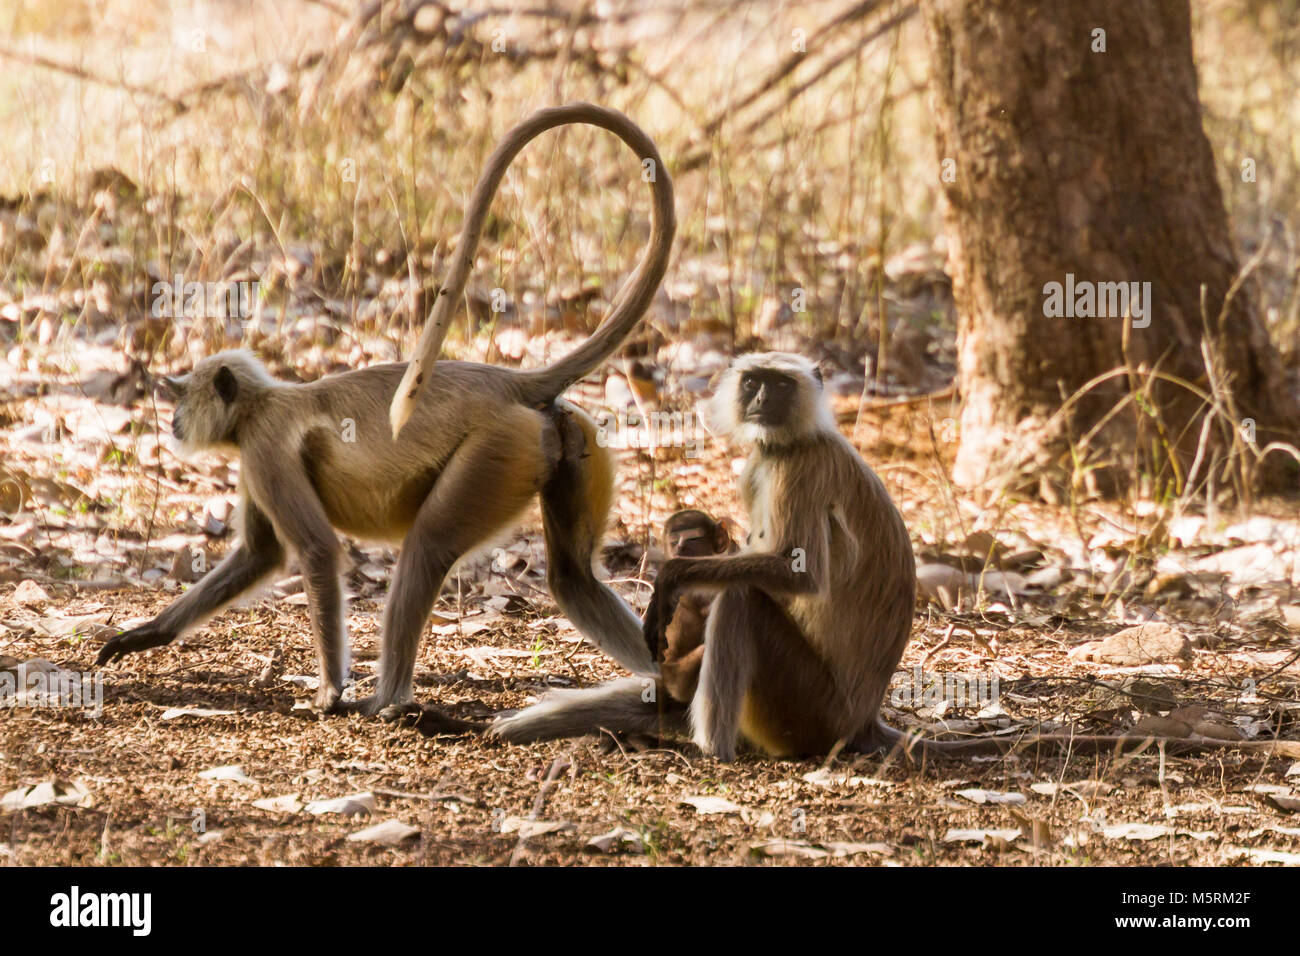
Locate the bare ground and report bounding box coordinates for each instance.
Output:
[3,590,1299,867]
[3,370,1300,866]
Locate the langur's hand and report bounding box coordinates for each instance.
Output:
[642,564,682,661]
[642,598,664,661]
[96,621,178,665]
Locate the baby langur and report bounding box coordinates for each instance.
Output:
[96,104,675,728]
[657,509,736,705]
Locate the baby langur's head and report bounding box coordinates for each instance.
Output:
[702,351,833,448]
[664,509,735,558]
[162,350,276,455]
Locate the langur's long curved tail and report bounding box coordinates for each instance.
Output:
[862,718,1300,759]
[391,103,676,435]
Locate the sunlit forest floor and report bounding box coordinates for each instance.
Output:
[3,0,1300,864]
[3,348,1299,864]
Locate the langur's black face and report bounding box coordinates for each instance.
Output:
[161,375,190,442]
[738,370,797,428]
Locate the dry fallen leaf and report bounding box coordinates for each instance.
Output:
[1248,824,1300,838]
[159,706,236,720]
[823,841,893,857]
[198,765,253,783]
[252,793,303,813]
[943,828,1022,845]
[1263,793,1300,814]
[1224,845,1300,865]
[304,792,376,817]
[584,827,644,854]
[500,817,573,837]
[12,580,50,606]
[31,612,114,640]
[751,840,831,859]
[801,769,893,789]
[1101,822,1170,841]
[956,788,1026,806]
[347,819,419,845]
[0,779,93,811]
[1070,623,1191,665]
[679,795,743,815]
[460,645,556,665]
[1242,783,1292,795]
[1030,780,1114,800]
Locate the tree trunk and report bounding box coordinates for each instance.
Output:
[919,0,1298,497]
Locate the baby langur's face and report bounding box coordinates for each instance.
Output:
[664,510,733,558]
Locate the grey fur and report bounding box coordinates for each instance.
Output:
[495,351,917,759]
[97,105,673,717]
[490,678,685,743]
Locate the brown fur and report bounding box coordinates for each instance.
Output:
[656,510,735,705]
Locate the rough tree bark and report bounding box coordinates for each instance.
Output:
[919,0,1298,496]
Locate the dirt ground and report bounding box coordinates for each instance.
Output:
[3,587,1299,866]
[3,390,1299,867]
[3,0,1300,871]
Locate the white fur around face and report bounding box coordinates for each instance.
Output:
[701,351,834,449]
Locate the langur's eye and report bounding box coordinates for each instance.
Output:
[741,378,759,393]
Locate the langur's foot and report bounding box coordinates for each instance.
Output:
[96,623,177,665]
[312,684,345,714]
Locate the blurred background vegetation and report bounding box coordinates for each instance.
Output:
[1,0,1293,384]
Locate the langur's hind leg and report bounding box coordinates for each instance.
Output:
[693,587,845,760]
[355,407,554,717]
[539,400,655,675]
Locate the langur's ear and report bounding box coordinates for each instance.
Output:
[714,516,736,552]
[214,366,239,405]
[812,366,824,387]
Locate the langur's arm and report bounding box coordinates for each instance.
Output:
[644,524,828,655]
[665,505,832,598]
[663,553,820,596]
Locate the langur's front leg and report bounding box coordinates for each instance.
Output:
[299,537,345,711]
[97,504,284,665]
[243,465,347,712]
[690,587,757,761]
